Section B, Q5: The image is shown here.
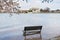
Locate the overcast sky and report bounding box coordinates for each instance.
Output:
[16,0,60,10]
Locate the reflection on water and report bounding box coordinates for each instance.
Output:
[0,13,60,40]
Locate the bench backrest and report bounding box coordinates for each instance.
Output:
[24,26,42,31]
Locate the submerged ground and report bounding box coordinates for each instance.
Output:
[0,13,60,40]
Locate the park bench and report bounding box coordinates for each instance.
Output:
[23,26,42,36]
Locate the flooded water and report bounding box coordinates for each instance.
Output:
[0,13,60,40]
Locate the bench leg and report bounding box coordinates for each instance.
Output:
[40,31,42,40]
[24,31,26,40]
[25,36,26,40]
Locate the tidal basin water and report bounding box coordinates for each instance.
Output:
[0,13,60,40]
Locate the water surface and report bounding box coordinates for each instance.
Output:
[0,13,60,40]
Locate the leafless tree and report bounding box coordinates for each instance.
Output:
[22,0,53,3]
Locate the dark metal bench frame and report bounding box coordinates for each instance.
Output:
[23,26,42,40]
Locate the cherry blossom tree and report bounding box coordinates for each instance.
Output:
[0,0,20,13]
